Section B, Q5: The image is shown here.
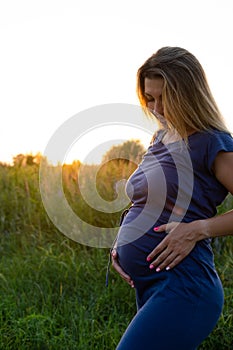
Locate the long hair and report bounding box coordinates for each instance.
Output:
[137,47,229,140]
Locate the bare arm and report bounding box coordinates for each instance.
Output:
[201,151,233,238]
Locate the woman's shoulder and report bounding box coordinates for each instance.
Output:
[190,129,233,173]
[206,129,233,148]
[207,128,233,138]
[190,129,233,146]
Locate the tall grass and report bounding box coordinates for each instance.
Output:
[0,160,232,349]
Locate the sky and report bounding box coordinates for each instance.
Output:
[1,0,233,165]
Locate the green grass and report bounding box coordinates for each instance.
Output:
[0,232,135,349]
[0,162,232,349]
[0,231,232,349]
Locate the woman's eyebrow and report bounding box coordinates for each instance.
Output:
[144,92,153,98]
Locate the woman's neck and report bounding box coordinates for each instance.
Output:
[161,128,197,145]
[161,129,181,145]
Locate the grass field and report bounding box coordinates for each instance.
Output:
[0,161,232,349]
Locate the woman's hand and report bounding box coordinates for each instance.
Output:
[111,249,135,288]
[147,221,201,272]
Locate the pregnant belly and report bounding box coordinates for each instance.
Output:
[117,229,167,280]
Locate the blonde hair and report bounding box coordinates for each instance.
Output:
[137,47,229,140]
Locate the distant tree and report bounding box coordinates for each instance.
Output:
[102,139,145,164]
[96,140,146,202]
[13,153,43,167]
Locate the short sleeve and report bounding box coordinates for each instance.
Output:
[207,131,233,172]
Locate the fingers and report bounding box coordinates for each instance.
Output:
[153,224,166,232]
[149,249,181,272]
[111,249,135,288]
[147,221,196,272]
[153,221,179,233]
[146,236,168,261]
[146,224,170,262]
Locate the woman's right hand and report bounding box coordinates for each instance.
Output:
[111,248,135,288]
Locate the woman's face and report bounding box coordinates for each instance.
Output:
[144,77,166,126]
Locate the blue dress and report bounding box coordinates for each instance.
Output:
[116,129,233,350]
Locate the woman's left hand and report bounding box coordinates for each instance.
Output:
[146,221,199,272]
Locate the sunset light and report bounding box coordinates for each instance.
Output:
[1,0,233,165]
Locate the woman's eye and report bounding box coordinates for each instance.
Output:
[145,95,154,102]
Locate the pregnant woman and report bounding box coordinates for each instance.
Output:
[112,47,233,350]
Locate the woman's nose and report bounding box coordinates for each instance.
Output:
[153,100,163,114]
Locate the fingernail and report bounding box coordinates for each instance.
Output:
[166,266,170,271]
[154,227,159,231]
[149,264,154,269]
[146,257,151,262]
[156,267,161,272]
